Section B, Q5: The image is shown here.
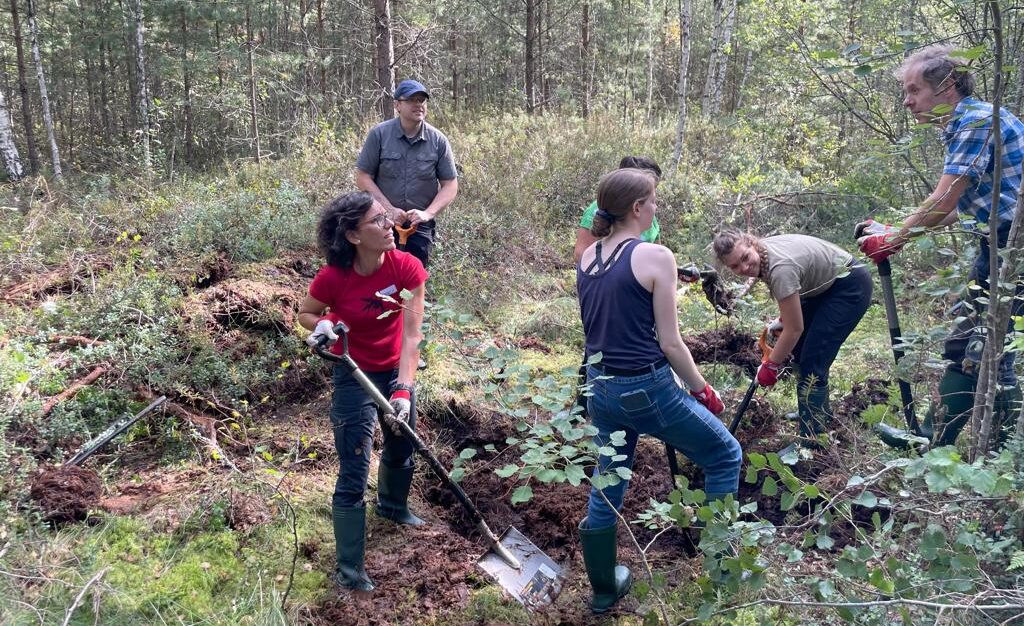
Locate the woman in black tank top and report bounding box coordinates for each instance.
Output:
[575,168,743,614]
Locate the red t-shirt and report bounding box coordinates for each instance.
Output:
[309,250,428,372]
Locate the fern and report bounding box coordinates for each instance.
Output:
[1008,550,1024,571]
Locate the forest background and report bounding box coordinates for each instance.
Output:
[2,0,1024,624]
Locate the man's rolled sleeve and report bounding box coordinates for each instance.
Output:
[436,138,457,181]
[356,127,382,175]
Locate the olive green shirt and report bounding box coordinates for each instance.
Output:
[761,234,853,300]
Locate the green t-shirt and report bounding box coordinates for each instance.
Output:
[579,200,660,243]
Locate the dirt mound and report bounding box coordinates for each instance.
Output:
[30,465,102,523]
[684,326,760,374]
[310,525,479,626]
[228,491,273,531]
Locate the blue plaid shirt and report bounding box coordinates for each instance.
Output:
[942,96,1024,227]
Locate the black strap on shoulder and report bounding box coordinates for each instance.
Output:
[583,239,634,275]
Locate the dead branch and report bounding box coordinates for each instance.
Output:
[47,335,106,349]
[41,366,108,417]
[60,567,110,626]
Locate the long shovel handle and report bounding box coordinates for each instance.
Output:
[664,443,681,486]
[65,395,167,466]
[875,259,920,435]
[313,334,520,569]
[728,378,759,435]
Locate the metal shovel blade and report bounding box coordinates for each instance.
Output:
[477,526,565,610]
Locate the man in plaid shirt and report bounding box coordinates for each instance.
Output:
[857,44,1024,447]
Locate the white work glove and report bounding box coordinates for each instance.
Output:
[306,319,339,348]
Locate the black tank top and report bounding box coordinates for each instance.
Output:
[577,239,664,370]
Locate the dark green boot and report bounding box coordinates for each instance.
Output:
[332,506,374,591]
[375,464,426,526]
[994,383,1023,448]
[796,380,831,440]
[578,518,632,614]
[930,368,977,447]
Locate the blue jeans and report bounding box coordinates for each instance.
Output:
[329,366,416,509]
[585,362,743,529]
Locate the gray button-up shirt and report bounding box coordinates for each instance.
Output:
[356,117,457,214]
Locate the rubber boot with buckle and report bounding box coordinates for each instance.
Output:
[375,464,426,526]
[578,518,632,614]
[927,367,977,447]
[332,506,374,591]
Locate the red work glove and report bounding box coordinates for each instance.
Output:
[756,359,783,387]
[857,233,904,264]
[677,265,701,283]
[691,383,725,415]
[387,388,412,435]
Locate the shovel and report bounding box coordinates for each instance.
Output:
[313,323,564,609]
[854,221,924,449]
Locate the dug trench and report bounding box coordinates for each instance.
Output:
[308,370,898,624]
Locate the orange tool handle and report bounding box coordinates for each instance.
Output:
[395,223,417,246]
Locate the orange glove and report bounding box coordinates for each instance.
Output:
[691,383,725,415]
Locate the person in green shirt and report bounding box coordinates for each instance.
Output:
[573,156,662,262]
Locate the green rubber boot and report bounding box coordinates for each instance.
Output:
[931,368,978,447]
[994,383,1023,449]
[332,506,374,591]
[375,464,426,526]
[796,380,831,440]
[578,518,632,614]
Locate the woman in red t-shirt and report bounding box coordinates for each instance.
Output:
[298,191,428,592]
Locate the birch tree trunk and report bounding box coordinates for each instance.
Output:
[26,0,61,180]
[9,0,39,174]
[131,0,150,171]
[970,1,1012,456]
[373,0,395,118]
[0,90,24,181]
[670,0,692,171]
[701,0,736,117]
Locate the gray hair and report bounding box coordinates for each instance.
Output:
[896,44,975,97]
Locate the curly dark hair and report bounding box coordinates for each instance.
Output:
[317,191,374,268]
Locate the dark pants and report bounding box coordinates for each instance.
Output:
[397,220,436,268]
[942,222,1024,384]
[329,366,415,509]
[792,264,873,385]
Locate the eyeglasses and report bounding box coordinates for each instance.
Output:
[361,212,394,229]
[397,97,428,105]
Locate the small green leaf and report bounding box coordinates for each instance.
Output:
[511,485,534,505]
[762,476,779,496]
[495,464,519,478]
[853,490,878,508]
[459,448,478,460]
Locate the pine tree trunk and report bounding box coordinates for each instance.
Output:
[9,0,39,174]
[373,0,394,118]
[0,90,25,181]
[26,0,61,180]
[181,6,193,165]
[245,4,262,163]
[131,0,150,171]
[645,0,655,121]
[317,0,326,100]
[580,1,590,117]
[671,0,692,171]
[525,0,536,113]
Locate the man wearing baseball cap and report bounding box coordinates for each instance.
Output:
[355,79,459,269]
